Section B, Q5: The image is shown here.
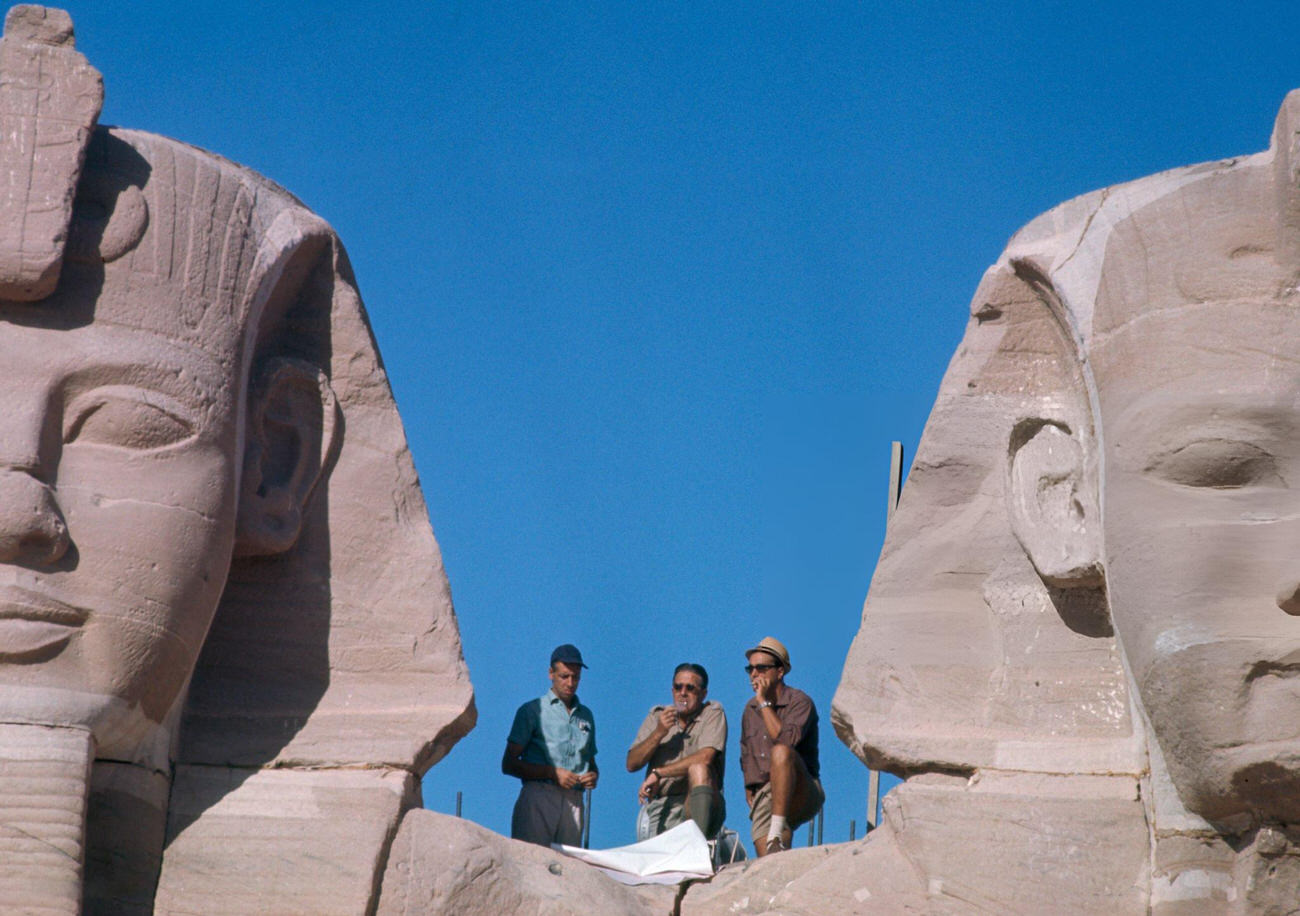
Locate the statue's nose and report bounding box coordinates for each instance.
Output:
[0,470,69,566]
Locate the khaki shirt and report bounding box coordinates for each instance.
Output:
[630,701,727,796]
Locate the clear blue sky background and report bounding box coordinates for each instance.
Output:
[61,1,1300,851]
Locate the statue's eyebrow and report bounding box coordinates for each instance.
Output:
[55,341,228,418]
[1108,400,1299,455]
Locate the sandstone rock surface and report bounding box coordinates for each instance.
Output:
[157,768,417,915]
[682,774,1147,915]
[377,809,678,916]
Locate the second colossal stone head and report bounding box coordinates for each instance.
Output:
[837,91,1300,831]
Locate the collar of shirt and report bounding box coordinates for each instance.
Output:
[545,688,582,709]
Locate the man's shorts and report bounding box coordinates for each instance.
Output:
[748,777,824,848]
[643,787,726,839]
[511,780,584,847]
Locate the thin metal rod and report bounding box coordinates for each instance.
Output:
[816,807,823,845]
[850,819,856,841]
[582,788,592,849]
[455,790,462,818]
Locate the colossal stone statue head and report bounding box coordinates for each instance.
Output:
[832,92,1300,911]
[1,96,333,759]
[0,7,473,913]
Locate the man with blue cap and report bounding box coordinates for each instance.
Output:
[501,643,599,846]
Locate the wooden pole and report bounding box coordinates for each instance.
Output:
[866,442,903,833]
[866,770,880,832]
[888,440,903,518]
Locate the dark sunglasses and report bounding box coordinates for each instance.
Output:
[744,663,778,674]
[672,682,702,694]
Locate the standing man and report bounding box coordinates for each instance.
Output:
[626,663,727,839]
[739,637,823,855]
[501,644,598,847]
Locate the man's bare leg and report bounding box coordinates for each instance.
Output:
[765,743,814,853]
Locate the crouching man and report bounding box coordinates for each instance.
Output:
[740,637,822,855]
[626,663,727,839]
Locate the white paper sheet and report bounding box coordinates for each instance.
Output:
[553,820,714,886]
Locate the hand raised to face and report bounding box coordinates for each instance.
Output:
[656,706,678,733]
[747,653,782,703]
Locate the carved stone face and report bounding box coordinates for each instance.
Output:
[1101,308,1300,821]
[1095,281,1300,823]
[0,129,269,758]
[0,309,241,751]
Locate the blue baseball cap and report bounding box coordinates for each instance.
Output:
[550,643,588,669]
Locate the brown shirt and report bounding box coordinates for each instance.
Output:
[630,701,727,796]
[739,683,819,789]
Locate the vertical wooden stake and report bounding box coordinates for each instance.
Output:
[866,441,902,835]
[888,440,903,519]
[866,770,880,832]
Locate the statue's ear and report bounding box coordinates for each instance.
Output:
[234,358,339,557]
[1006,418,1103,589]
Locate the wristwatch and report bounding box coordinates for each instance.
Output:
[759,701,774,708]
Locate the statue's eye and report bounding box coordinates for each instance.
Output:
[63,386,196,452]
[1144,438,1282,489]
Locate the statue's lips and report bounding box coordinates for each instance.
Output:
[0,586,88,660]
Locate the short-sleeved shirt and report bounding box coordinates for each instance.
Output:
[507,689,597,776]
[629,701,727,796]
[739,683,819,789]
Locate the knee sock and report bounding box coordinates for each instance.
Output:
[687,786,716,837]
[767,814,788,841]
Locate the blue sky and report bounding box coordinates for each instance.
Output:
[62,1,1300,850]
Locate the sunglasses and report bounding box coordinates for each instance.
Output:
[744,663,778,674]
[672,682,702,694]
